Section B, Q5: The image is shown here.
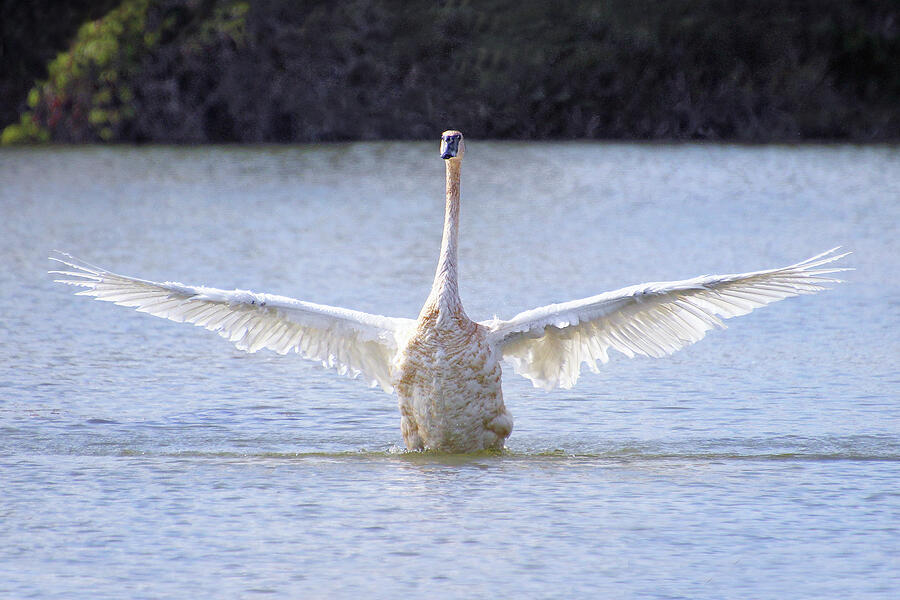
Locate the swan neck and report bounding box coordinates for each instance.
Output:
[428,159,462,315]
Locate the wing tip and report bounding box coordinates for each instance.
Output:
[791,247,852,270]
[48,251,108,277]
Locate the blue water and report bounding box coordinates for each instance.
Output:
[1,142,898,598]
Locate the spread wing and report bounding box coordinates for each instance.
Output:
[480,248,850,390]
[50,253,416,392]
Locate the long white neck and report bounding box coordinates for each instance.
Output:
[423,159,464,318]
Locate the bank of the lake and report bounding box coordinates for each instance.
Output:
[3,0,898,145]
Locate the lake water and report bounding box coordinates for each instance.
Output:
[1,142,898,598]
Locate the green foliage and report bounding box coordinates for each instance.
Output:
[1,0,153,143]
[1,114,50,145]
[198,1,249,46]
[0,0,122,131]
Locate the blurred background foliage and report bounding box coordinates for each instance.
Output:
[1,0,898,143]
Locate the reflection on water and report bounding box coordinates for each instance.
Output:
[1,143,898,598]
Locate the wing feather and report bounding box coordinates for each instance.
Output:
[481,248,850,390]
[51,252,416,392]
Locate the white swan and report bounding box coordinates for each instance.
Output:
[51,130,849,452]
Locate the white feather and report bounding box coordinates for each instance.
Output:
[481,247,851,390]
[50,253,415,392]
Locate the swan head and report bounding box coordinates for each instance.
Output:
[440,130,465,161]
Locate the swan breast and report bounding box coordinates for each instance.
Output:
[394,315,512,452]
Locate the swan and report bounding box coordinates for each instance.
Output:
[51,130,849,452]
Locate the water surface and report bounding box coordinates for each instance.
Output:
[1,143,898,598]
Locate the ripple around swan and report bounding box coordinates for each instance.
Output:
[4,435,896,464]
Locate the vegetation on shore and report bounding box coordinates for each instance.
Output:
[2,0,898,144]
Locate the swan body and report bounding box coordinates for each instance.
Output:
[395,307,511,451]
[51,131,849,452]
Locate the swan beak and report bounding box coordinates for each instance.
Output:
[440,136,460,159]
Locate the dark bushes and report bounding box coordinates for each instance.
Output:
[3,0,898,143]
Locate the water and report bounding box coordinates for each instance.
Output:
[1,142,898,598]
